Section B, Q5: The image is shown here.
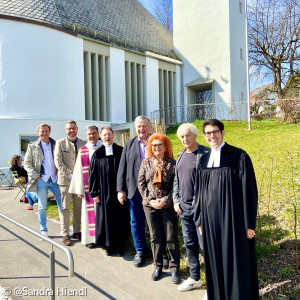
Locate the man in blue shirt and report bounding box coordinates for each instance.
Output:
[25,123,62,237]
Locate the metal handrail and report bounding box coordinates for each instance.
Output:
[0,212,74,299]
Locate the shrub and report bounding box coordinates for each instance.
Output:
[277,99,300,123]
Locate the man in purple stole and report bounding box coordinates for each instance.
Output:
[69,125,101,248]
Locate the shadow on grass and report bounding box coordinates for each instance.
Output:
[256,214,290,257]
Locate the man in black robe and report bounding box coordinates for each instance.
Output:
[194,119,259,300]
[89,127,130,256]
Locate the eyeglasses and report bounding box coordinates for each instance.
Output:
[204,130,220,137]
[152,143,163,148]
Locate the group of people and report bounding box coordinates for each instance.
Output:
[18,116,259,300]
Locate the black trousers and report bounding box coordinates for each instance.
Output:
[143,206,180,272]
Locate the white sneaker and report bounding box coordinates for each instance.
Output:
[203,292,207,300]
[40,231,48,239]
[178,277,202,292]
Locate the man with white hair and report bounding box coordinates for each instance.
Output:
[173,123,209,291]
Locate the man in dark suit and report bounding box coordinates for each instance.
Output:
[117,115,150,267]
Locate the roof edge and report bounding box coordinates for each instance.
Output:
[0,14,76,37]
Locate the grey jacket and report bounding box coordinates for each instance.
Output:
[24,137,56,192]
[173,144,210,204]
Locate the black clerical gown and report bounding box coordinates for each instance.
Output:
[194,143,259,300]
[89,144,130,249]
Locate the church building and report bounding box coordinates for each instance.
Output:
[0,0,248,167]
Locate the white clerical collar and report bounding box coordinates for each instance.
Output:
[207,142,225,168]
[211,142,225,152]
[105,144,113,156]
[86,140,101,148]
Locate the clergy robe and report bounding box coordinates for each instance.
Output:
[194,143,259,300]
[69,142,101,245]
[89,144,130,249]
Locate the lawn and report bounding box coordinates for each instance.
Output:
[168,119,300,298]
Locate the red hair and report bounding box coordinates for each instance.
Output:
[146,133,173,159]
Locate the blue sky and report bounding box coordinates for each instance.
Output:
[138,0,156,14]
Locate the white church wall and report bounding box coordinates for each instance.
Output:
[145,56,159,118]
[0,118,111,168]
[109,48,127,123]
[0,19,85,120]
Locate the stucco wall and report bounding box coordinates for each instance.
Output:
[145,56,159,117]
[0,118,112,168]
[109,47,127,123]
[229,0,249,115]
[173,0,232,105]
[173,0,249,120]
[0,19,85,120]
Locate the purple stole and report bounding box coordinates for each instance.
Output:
[80,145,95,236]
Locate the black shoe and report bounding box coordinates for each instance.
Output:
[87,243,97,249]
[72,232,81,241]
[133,251,146,267]
[117,248,124,257]
[105,247,113,256]
[171,272,181,284]
[151,269,162,281]
[163,254,169,269]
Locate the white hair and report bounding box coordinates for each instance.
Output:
[134,115,150,128]
[177,123,198,138]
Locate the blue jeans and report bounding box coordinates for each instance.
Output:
[26,190,38,206]
[37,178,62,233]
[128,192,147,253]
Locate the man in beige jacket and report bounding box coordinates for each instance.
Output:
[54,120,86,246]
[24,123,62,237]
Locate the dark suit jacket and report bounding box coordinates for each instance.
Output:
[117,136,142,199]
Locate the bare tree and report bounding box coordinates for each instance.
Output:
[152,0,173,31]
[248,0,300,97]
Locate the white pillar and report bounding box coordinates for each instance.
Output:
[109,48,126,123]
[145,57,159,118]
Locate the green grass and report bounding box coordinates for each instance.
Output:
[280,267,292,277]
[168,119,300,270]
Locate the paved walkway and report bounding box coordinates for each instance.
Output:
[0,188,206,300]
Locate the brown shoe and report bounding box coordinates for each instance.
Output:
[63,235,71,246]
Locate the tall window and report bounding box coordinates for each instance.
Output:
[83,40,109,121]
[125,52,146,122]
[158,61,176,110]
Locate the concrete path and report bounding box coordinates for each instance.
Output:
[0,188,206,300]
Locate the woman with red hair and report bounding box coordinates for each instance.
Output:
[138,133,180,283]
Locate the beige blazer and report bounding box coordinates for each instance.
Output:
[24,137,56,192]
[54,137,87,185]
